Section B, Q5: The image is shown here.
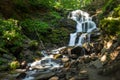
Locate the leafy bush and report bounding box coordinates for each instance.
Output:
[100,17,120,36]
[102,0,119,16]
[0,18,24,57]
[20,19,51,40]
[44,11,61,27]
[48,27,69,45]
[112,5,120,17]
[100,5,120,36]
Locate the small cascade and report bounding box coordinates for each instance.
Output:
[76,33,87,46]
[69,33,77,46]
[23,49,64,80]
[68,10,97,47]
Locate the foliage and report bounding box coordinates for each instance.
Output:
[20,19,50,32]
[28,40,39,50]
[20,19,51,40]
[12,0,93,11]
[112,5,120,17]
[100,5,120,36]
[0,18,24,58]
[48,27,69,45]
[10,61,20,69]
[60,0,92,10]
[100,17,120,36]
[102,0,119,16]
[44,11,61,27]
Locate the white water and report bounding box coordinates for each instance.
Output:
[69,33,77,46]
[68,10,97,46]
[23,50,63,80]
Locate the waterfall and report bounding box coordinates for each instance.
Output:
[69,33,77,46]
[68,10,97,46]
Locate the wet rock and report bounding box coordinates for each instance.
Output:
[49,76,59,80]
[90,59,103,68]
[89,53,98,61]
[56,72,66,79]
[64,61,72,68]
[84,56,91,63]
[20,61,27,69]
[16,72,26,79]
[35,72,55,80]
[70,46,88,59]
[53,54,63,59]
[92,42,103,54]
[69,74,89,80]
[15,69,26,73]
[62,57,69,62]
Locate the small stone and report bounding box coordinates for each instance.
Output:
[49,76,59,80]
[53,54,62,59]
[62,57,69,62]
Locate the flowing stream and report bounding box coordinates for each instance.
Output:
[23,50,63,80]
[68,10,97,47]
[0,10,99,80]
[23,10,97,80]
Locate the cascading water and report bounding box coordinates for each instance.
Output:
[69,33,77,46]
[68,10,97,47]
[23,50,63,80]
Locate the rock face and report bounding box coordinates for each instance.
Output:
[70,46,89,58]
[59,18,76,30]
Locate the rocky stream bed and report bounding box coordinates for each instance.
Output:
[0,44,120,80]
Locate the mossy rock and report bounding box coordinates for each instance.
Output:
[28,40,39,50]
[10,61,20,70]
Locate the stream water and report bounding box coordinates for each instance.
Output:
[22,10,97,80]
[0,10,98,80]
[68,10,97,46]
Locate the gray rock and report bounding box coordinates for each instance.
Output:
[3,54,15,60]
[35,72,55,80]
[90,59,103,68]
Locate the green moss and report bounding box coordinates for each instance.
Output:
[112,5,120,17]
[10,61,20,69]
[100,17,120,36]
[48,27,69,44]
[28,40,39,50]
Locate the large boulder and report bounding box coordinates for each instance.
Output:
[70,46,88,59]
[59,18,76,31]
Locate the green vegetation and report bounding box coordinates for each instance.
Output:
[10,61,20,69]
[100,5,120,37]
[100,17,120,36]
[0,19,24,54]
[0,0,120,72]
